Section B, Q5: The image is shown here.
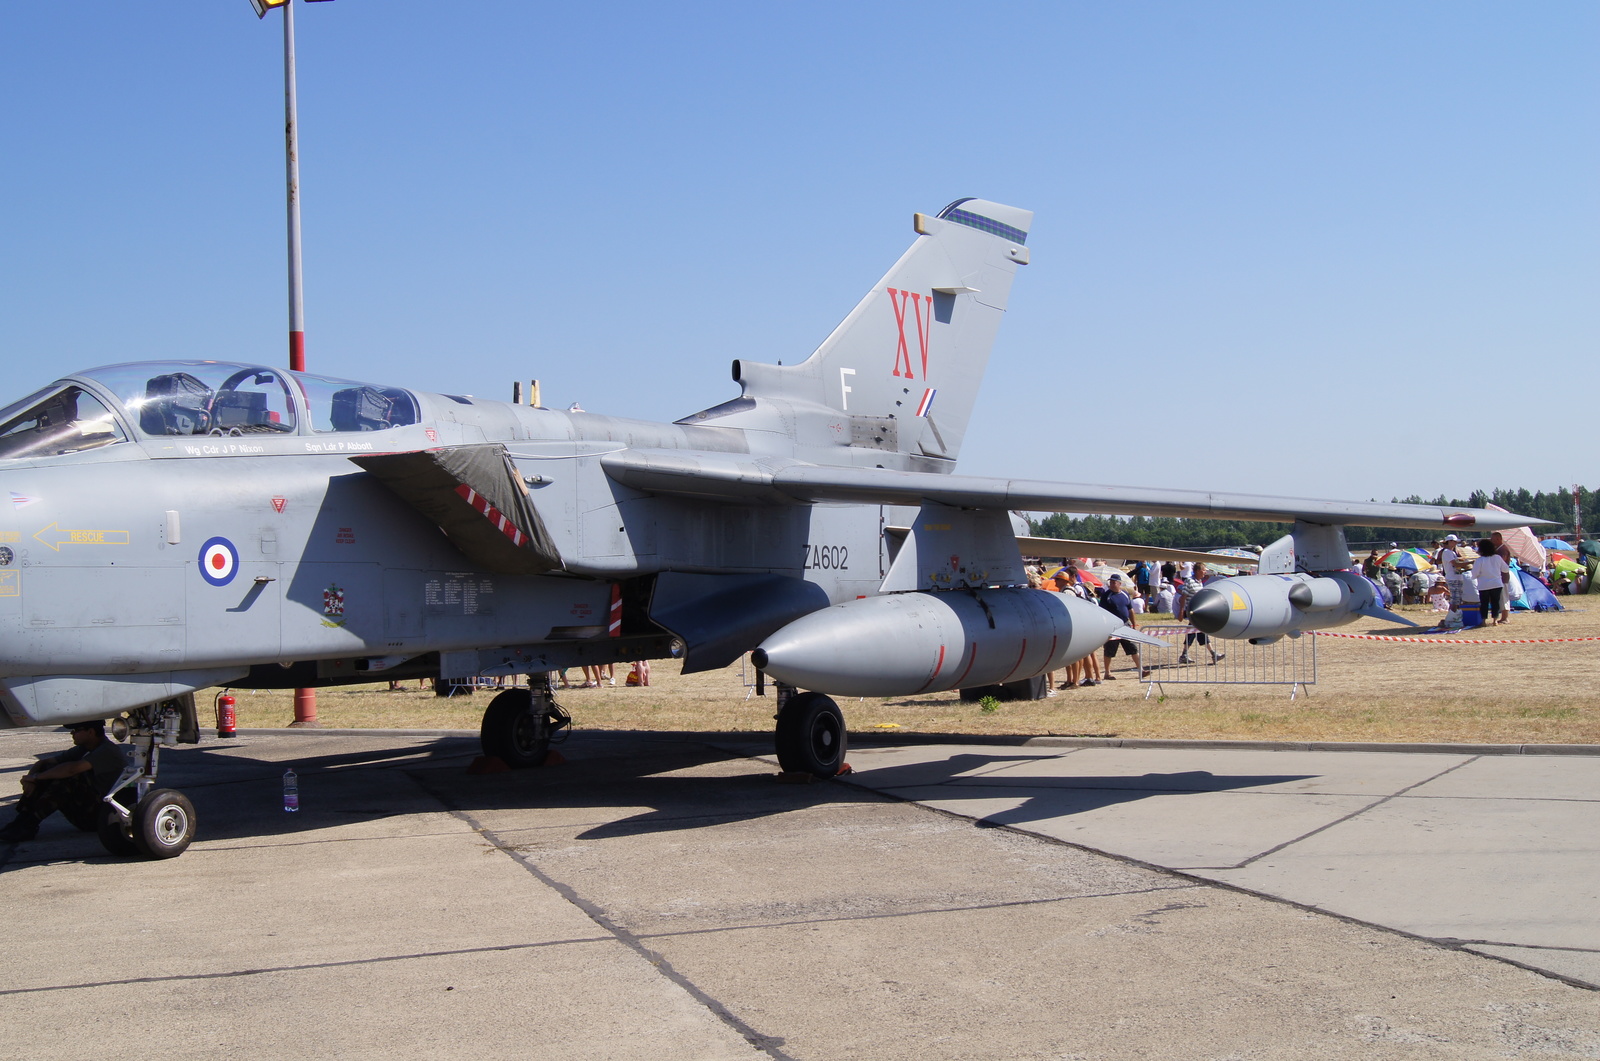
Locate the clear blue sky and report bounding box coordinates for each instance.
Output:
[2,2,1594,506]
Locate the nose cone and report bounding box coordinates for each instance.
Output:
[754,596,938,697]
[1187,587,1230,634]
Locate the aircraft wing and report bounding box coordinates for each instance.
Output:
[887,528,1259,567]
[601,450,1548,532]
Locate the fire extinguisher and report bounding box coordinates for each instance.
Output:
[215,692,237,739]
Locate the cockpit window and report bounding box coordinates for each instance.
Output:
[296,372,420,433]
[0,385,126,460]
[82,362,298,437]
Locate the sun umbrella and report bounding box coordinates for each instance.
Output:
[1087,564,1128,584]
[1379,549,1431,571]
[1485,502,1551,569]
[1541,538,1577,553]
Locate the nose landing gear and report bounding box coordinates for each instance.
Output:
[101,695,200,859]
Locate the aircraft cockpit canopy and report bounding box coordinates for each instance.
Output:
[295,372,420,433]
[83,362,302,438]
[0,384,126,460]
[46,362,423,442]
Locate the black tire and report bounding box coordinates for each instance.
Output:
[775,692,847,778]
[131,789,196,860]
[97,802,139,857]
[480,689,549,768]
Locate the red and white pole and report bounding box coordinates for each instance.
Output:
[282,1,315,725]
[283,0,306,372]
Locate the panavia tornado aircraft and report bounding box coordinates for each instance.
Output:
[0,197,1541,857]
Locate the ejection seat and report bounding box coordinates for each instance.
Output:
[330,386,394,432]
[139,373,212,436]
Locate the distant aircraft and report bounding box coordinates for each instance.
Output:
[0,198,1543,857]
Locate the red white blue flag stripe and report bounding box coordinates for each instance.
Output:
[915,388,936,417]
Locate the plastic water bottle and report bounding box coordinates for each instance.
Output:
[283,768,299,813]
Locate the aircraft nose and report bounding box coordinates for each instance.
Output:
[1187,588,1230,635]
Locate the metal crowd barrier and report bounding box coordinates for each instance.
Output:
[1134,624,1317,699]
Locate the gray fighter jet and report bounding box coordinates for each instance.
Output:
[0,198,1542,857]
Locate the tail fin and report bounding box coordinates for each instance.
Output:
[685,199,1031,472]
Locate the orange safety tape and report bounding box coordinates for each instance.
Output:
[1309,631,1600,644]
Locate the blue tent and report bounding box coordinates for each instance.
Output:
[1511,563,1564,612]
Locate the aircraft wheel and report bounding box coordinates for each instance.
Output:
[97,802,139,857]
[775,692,847,778]
[480,689,549,768]
[131,789,196,860]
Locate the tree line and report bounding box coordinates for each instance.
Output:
[1028,485,1595,551]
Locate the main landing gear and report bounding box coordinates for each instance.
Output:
[478,676,571,768]
[101,695,200,859]
[773,687,848,778]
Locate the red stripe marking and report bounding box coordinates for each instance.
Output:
[609,583,622,637]
[1000,638,1029,682]
[454,483,530,549]
[911,643,947,695]
[950,643,980,688]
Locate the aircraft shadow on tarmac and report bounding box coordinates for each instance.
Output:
[1,738,1315,865]
[849,752,1316,830]
[0,733,860,864]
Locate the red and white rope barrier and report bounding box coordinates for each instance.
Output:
[1309,631,1600,644]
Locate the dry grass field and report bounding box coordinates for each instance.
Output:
[228,599,1600,746]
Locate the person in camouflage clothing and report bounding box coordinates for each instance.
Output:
[0,720,126,843]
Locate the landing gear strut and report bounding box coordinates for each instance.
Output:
[101,695,200,859]
[479,677,570,768]
[774,687,848,778]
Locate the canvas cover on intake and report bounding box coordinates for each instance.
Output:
[352,445,562,575]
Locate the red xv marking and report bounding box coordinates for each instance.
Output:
[887,287,933,379]
[888,287,913,377]
[912,292,931,378]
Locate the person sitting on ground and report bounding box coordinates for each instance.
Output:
[1427,578,1451,611]
[0,720,127,843]
[1153,579,1176,615]
[1380,564,1406,609]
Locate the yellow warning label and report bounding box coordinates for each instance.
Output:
[1232,592,1248,610]
[32,524,130,552]
[0,571,17,597]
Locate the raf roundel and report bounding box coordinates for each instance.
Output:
[199,537,239,586]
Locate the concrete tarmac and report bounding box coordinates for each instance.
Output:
[1,727,1596,1060]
